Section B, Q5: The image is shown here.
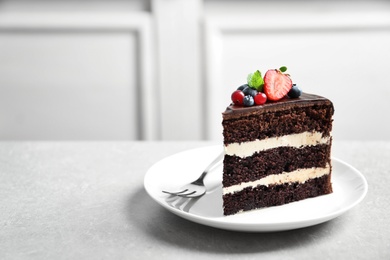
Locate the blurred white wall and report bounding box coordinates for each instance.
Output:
[0,0,158,140]
[0,0,389,141]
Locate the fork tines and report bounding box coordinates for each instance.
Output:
[162,189,198,197]
[165,195,200,212]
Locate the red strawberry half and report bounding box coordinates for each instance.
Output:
[263,69,293,101]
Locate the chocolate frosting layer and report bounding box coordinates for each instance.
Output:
[222,92,333,120]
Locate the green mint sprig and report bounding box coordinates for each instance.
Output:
[247,70,264,92]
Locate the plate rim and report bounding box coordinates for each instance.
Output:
[144,145,368,232]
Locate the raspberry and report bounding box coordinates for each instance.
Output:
[231,90,245,105]
[254,92,267,105]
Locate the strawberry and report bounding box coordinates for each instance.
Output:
[263,69,293,101]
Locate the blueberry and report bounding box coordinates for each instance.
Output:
[287,84,302,98]
[243,87,258,97]
[241,86,249,94]
[237,84,249,91]
[243,95,254,107]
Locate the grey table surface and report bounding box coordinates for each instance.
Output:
[0,141,389,259]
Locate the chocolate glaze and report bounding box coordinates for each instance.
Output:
[222,92,333,120]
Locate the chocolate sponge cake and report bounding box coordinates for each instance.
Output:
[222,68,334,216]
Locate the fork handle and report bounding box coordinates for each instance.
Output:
[195,151,224,183]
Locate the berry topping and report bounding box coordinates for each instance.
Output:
[230,66,301,107]
[243,87,258,97]
[287,84,302,98]
[231,90,245,105]
[254,92,267,105]
[263,69,293,101]
[243,95,254,107]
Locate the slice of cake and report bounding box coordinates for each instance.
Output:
[222,67,334,216]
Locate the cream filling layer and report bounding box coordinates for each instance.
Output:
[223,164,330,195]
[224,131,330,158]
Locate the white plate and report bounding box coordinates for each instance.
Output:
[144,145,368,232]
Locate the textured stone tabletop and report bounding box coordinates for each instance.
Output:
[0,141,389,259]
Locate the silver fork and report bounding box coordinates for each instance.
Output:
[162,151,224,198]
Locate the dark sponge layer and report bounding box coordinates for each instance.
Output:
[223,104,333,145]
[223,144,331,187]
[223,174,333,216]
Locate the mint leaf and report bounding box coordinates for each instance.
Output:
[279,66,287,73]
[247,70,264,91]
[247,73,253,85]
